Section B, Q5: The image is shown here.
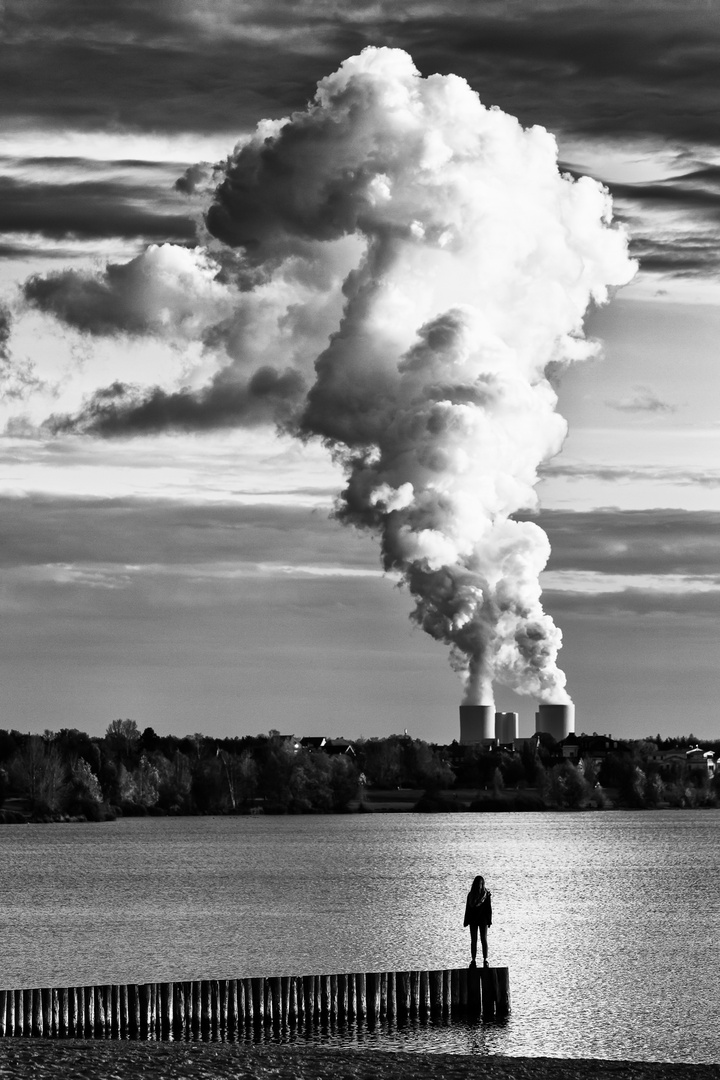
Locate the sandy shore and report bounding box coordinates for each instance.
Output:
[0,1042,716,1080]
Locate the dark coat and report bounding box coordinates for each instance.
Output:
[464,889,492,928]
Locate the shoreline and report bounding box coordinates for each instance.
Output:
[0,1042,717,1080]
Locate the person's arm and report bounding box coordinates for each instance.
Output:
[463,896,470,927]
[487,894,492,926]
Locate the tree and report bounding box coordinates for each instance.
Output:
[105,718,141,763]
[10,735,68,813]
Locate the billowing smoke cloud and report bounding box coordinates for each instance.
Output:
[31,47,636,703]
[209,47,634,704]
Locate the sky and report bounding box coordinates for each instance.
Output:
[1,0,720,743]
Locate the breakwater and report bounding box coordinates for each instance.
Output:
[0,967,509,1040]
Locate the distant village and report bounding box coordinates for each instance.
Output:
[0,720,719,823]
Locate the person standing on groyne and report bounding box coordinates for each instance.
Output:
[464,875,492,966]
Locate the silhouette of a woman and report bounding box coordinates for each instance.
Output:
[463,874,492,966]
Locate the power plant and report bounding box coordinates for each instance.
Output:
[535,702,575,741]
[459,705,495,745]
[459,702,574,745]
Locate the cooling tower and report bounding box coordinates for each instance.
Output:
[459,704,496,745]
[535,702,575,741]
[495,711,519,744]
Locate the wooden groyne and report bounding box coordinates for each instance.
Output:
[0,966,509,1040]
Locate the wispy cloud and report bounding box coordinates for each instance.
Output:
[605,384,677,413]
[540,463,720,487]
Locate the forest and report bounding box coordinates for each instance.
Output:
[0,720,719,822]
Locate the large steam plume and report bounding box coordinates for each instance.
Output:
[31,48,636,704]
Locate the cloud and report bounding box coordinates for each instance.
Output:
[0,171,194,242]
[605,384,676,413]
[541,463,720,487]
[530,507,720,577]
[0,302,46,401]
[24,244,233,336]
[0,494,377,572]
[3,1,720,145]
[46,366,306,434]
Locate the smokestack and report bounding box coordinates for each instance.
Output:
[495,711,519,745]
[459,705,496,746]
[535,702,575,742]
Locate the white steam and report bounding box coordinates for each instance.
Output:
[278,48,635,704]
[29,47,636,704]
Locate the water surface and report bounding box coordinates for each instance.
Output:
[1,811,718,1061]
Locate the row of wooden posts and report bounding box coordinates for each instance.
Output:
[0,966,509,1040]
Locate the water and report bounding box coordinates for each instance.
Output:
[1,811,719,1061]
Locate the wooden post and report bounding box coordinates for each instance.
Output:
[495,967,510,1016]
[137,984,147,1040]
[451,969,460,1012]
[103,985,113,1038]
[150,983,158,1040]
[468,965,482,1015]
[172,982,183,1041]
[119,984,129,1040]
[220,980,229,1038]
[0,989,6,1038]
[269,978,281,1027]
[251,978,263,1026]
[420,970,430,1018]
[335,973,346,1019]
[429,970,442,1016]
[397,971,410,1020]
[230,979,241,1038]
[263,979,273,1026]
[237,979,246,1030]
[409,971,420,1019]
[355,973,366,1021]
[60,987,69,1037]
[301,976,312,1023]
[92,986,102,1038]
[346,972,356,1019]
[184,982,193,1041]
[328,974,337,1022]
[133,984,142,1040]
[319,974,330,1018]
[458,967,468,1009]
[287,976,297,1024]
[366,972,380,1023]
[50,988,59,1036]
[198,981,209,1038]
[159,982,170,1040]
[30,988,40,1036]
[378,972,388,1019]
[210,980,219,1038]
[86,985,95,1038]
[7,988,16,1037]
[386,971,396,1020]
[243,979,254,1026]
[75,987,84,1038]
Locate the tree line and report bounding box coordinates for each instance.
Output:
[0,721,718,821]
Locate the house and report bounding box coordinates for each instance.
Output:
[298,736,357,757]
[685,746,716,778]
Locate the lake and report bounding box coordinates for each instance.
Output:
[1,811,718,1061]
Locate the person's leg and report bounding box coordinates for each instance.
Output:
[479,924,488,964]
[470,924,478,962]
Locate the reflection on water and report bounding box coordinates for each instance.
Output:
[2,811,719,1061]
[163,1014,512,1054]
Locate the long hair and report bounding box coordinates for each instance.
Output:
[469,875,485,899]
